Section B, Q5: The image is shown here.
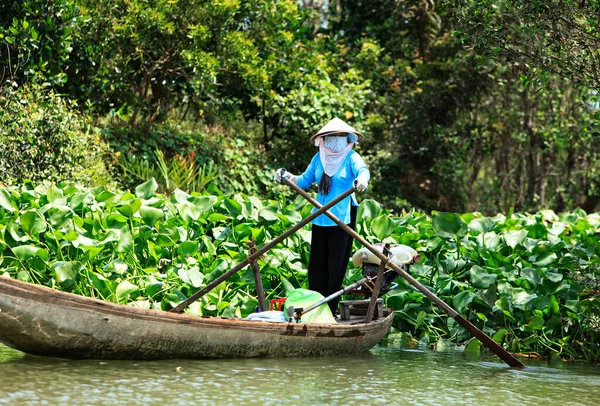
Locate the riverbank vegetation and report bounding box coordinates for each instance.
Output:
[1,1,600,361]
[1,180,599,361]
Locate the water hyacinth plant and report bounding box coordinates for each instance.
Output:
[0,179,311,319]
[0,180,599,361]
[358,204,600,362]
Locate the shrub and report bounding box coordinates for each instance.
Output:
[0,84,112,186]
[107,119,277,197]
[118,149,217,195]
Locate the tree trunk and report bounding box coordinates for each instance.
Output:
[523,87,539,208]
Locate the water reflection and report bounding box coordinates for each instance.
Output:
[0,344,598,405]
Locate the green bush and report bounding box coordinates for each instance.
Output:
[0,85,112,186]
[107,120,277,197]
[0,0,79,86]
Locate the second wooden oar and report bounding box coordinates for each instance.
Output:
[284,177,525,368]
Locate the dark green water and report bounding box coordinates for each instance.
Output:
[1,344,598,405]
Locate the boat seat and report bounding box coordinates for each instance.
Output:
[339,298,382,321]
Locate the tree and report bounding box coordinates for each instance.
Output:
[448,0,600,89]
[66,0,304,125]
[0,0,79,87]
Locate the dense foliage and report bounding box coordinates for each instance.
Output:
[0,84,111,187]
[2,0,600,213]
[1,181,599,361]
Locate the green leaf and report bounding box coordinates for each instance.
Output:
[534,252,557,267]
[16,270,30,282]
[432,212,467,239]
[116,280,139,303]
[173,189,191,203]
[189,196,218,212]
[53,261,83,290]
[453,290,475,313]
[522,268,541,288]
[281,207,302,224]
[280,276,295,295]
[542,279,570,295]
[156,224,180,247]
[94,188,116,202]
[414,310,427,332]
[165,288,187,306]
[49,207,73,228]
[178,266,204,288]
[135,178,158,199]
[371,214,395,240]
[208,213,229,222]
[224,197,242,217]
[258,204,279,222]
[177,240,199,257]
[522,334,540,346]
[503,229,528,249]
[469,217,495,234]
[493,298,514,320]
[12,245,42,261]
[357,199,381,220]
[0,189,16,212]
[47,184,63,203]
[185,302,203,316]
[178,201,200,222]
[475,312,487,323]
[144,275,163,298]
[549,222,567,236]
[525,315,545,331]
[233,223,252,242]
[464,338,481,354]
[139,205,164,227]
[104,259,128,275]
[20,211,47,235]
[117,199,142,217]
[492,328,508,343]
[547,295,560,315]
[545,271,563,283]
[106,213,128,227]
[483,232,502,251]
[70,192,91,210]
[469,265,497,289]
[512,289,538,308]
[116,228,133,252]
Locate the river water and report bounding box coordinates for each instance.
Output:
[1,344,598,405]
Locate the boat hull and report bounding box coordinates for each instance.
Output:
[0,277,393,360]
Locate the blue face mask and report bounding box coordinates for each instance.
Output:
[324,135,348,152]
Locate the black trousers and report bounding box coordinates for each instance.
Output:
[308,205,358,314]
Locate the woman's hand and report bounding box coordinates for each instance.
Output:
[355,173,369,192]
[274,168,298,184]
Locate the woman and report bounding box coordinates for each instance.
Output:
[274,118,370,314]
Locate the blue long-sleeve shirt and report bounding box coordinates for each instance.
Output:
[296,151,370,227]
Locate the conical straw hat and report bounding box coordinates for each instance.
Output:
[310,118,364,144]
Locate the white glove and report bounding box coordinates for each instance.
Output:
[274,168,298,184]
[355,173,369,192]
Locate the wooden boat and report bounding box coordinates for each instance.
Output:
[0,277,394,360]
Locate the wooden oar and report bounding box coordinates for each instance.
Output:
[170,183,357,313]
[284,177,525,368]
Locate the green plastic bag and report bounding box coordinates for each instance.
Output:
[284,288,336,323]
